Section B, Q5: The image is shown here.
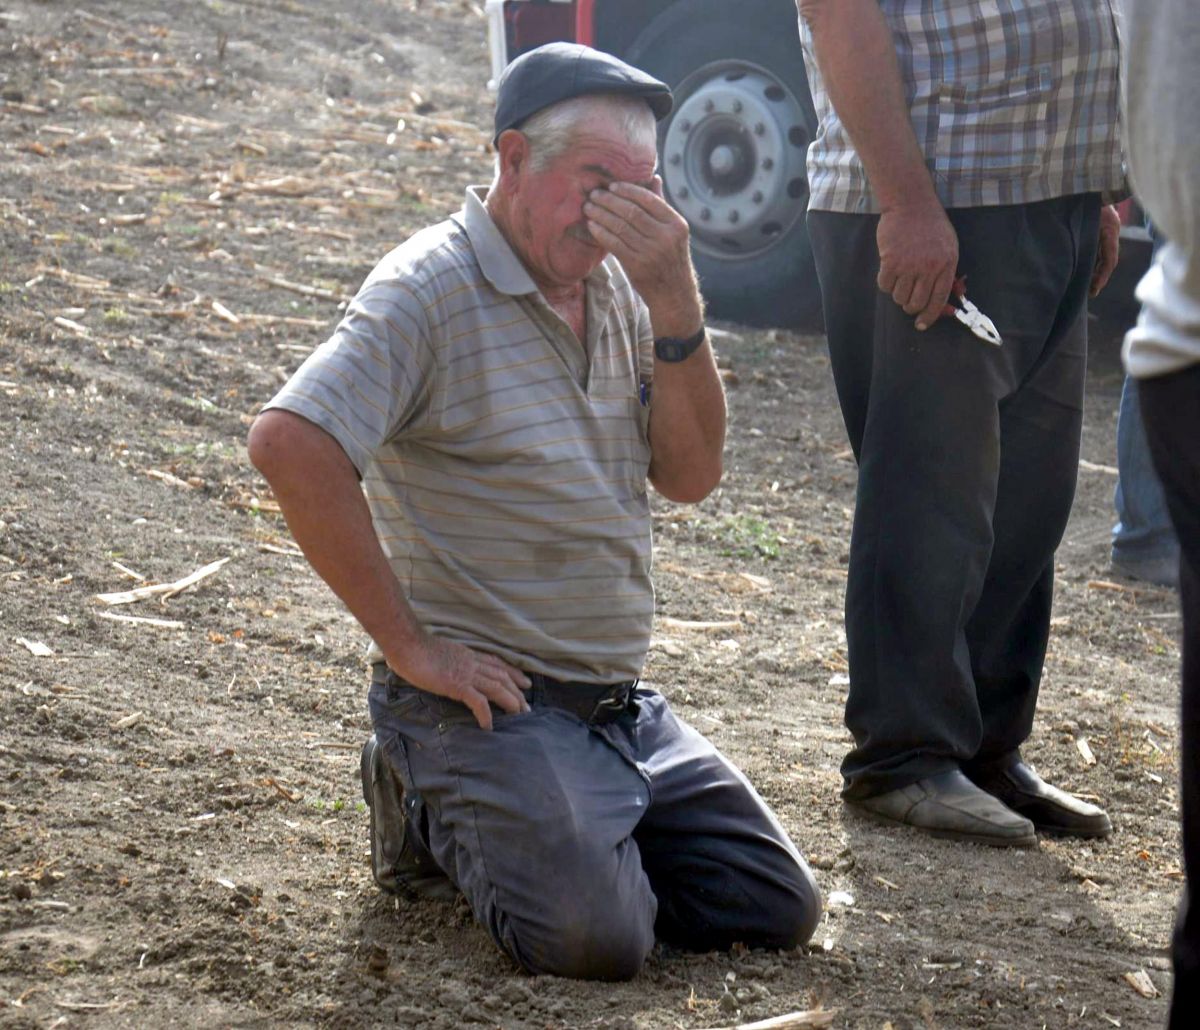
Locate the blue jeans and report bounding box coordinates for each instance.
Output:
[1112,373,1180,580]
[368,677,821,980]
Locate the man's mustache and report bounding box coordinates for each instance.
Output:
[566,222,600,247]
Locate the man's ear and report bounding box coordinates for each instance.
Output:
[495,130,530,188]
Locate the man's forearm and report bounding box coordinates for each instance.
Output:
[799,0,936,213]
[800,0,957,325]
[247,410,423,663]
[646,340,726,503]
[248,409,531,728]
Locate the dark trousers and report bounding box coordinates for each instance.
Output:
[368,679,821,980]
[1138,364,1200,1030]
[808,196,1101,798]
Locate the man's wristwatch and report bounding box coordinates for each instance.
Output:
[653,326,706,363]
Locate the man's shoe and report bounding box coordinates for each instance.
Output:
[1110,554,1180,590]
[360,734,453,897]
[846,769,1037,847]
[966,760,1113,839]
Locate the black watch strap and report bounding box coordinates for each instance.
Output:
[653,326,706,363]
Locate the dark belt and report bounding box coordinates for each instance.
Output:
[526,673,638,726]
[372,663,637,726]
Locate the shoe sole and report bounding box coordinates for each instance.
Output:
[846,802,1038,848]
[1023,820,1113,840]
[361,736,398,894]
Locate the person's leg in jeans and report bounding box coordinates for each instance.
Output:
[368,680,657,981]
[1113,222,1180,587]
[602,689,821,952]
[1112,373,1181,586]
[368,681,820,980]
[1138,364,1200,1029]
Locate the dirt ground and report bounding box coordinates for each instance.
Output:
[0,1,1187,1027]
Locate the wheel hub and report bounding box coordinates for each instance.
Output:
[662,63,810,259]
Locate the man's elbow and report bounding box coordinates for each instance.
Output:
[247,412,277,477]
[653,459,723,504]
[247,409,309,483]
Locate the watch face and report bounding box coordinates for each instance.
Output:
[654,328,705,363]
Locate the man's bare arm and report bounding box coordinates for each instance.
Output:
[799,0,958,328]
[585,178,726,502]
[246,409,529,730]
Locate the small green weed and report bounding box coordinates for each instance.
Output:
[717,513,782,560]
[308,796,358,814]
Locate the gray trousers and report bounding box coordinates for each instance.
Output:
[808,195,1101,798]
[367,676,821,980]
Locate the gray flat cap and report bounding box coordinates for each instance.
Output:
[493,42,672,145]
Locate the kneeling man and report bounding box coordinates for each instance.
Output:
[248,43,821,980]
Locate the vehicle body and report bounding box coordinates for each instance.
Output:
[484,0,1149,332]
[485,0,822,328]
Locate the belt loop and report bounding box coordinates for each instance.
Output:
[526,672,546,707]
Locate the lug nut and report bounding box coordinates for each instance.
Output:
[754,122,765,136]
[679,119,692,132]
[752,191,764,203]
[677,186,689,199]
[670,153,682,166]
[729,211,740,224]
[762,157,774,170]
[704,99,715,113]
[732,100,743,113]
[700,208,711,221]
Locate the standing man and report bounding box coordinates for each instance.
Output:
[795,0,1122,845]
[248,43,820,981]
[1119,3,1200,1023]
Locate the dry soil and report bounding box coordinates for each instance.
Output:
[0,2,1186,1028]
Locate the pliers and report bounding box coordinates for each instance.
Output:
[942,276,1002,346]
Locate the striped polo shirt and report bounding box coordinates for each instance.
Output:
[798,0,1126,212]
[264,187,656,683]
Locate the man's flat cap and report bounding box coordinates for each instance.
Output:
[493,42,672,144]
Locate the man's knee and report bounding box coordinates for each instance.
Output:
[479,825,657,980]
[753,860,823,950]
[500,896,656,981]
[785,864,824,947]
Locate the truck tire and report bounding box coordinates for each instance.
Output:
[625,0,822,329]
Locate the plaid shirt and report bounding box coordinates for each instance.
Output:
[799,0,1126,212]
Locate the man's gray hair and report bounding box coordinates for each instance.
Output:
[498,93,658,175]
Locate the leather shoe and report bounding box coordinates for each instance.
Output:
[966,760,1112,839]
[847,769,1037,847]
